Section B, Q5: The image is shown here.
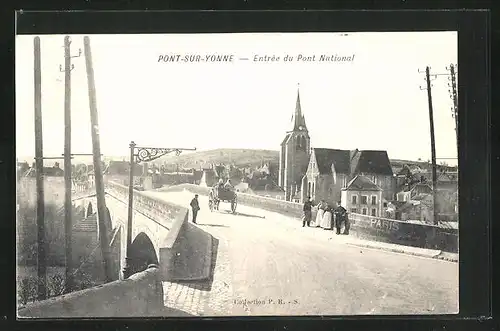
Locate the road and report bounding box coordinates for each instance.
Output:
[145,190,459,316]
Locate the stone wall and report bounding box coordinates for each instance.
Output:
[106,181,186,229]
[348,213,458,253]
[17,266,164,318]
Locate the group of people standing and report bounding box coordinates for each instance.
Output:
[302,197,350,235]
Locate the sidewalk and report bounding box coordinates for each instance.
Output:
[302,224,458,262]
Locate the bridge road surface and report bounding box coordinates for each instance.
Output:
[143,190,459,316]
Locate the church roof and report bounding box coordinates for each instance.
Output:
[345,175,382,191]
[351,150,394,176]
[312,148,393,176]
[313,148,351,174]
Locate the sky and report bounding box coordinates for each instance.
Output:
[16,32,458,166]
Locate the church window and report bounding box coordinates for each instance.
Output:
[311,182,315,197]
[308,182,311,196]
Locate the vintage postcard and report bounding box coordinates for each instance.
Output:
[16,32,459,318]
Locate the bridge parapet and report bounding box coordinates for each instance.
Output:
[104,181,213,282]
[348,213,458,253]
[160,183,304,217]
[17,265,163,318]
[106,181,186,229]
[172,184,458,253]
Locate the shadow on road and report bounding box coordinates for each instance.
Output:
[198,223,229,228]
[233,211,265,219]
[158,306,196,317]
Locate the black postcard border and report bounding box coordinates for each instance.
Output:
[3,9,493,331]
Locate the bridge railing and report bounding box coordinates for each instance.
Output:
[17,265,164,318]
[158,183,304,217]
[170,183,458,253]
[347,212,458,253]
[105,181,213,282]
[105,181,187,229]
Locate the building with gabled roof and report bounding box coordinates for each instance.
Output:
[340,175,383,217]
[302,147,396,204]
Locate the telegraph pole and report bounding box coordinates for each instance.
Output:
[34,36,47,300]
[419,66,439,225]
[83,36,112,282]
[447,64,459,155]
[60,36,82,291]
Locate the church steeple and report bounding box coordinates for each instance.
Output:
[279,84,311,202]
[290,85,307,132]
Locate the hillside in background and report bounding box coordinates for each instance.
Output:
[153,148,280,168]
[18,149,457,172]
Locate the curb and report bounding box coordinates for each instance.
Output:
[346,242,458,262]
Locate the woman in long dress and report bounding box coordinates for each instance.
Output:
[321,203,333,230]
[315,200,326,227]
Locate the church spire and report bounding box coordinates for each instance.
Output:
[290,84,307,132]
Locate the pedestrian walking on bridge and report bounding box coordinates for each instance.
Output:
[190,194,200,224]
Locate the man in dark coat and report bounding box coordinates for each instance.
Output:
[190,194,200,224]
[302,196,313,227]
[334,202,348,235]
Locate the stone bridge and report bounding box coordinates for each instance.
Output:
[18,181,459,318]
[71,181,213,282]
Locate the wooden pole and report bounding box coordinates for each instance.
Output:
[63,36,74,291]
[83,36,112,282]
[34,36,47,300]
[123,141,136,279]
[449,64,459,155]
[425,66,439,225]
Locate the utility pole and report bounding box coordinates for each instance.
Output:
[419,64,459,224]
[60,36,82,291]
[419,66,439,225]
[447,64,459,155]
[83,36,112,282]
[34,36,47,300]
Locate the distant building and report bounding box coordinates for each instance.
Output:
[397,193,434,223]
[200,169,218,187]
[396,182,433,202]
[341,175,383,217]
[25,162,64,177]
[106,160,141,176]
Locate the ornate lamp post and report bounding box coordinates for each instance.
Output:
[122,141,196,279]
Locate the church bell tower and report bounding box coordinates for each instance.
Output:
[278,85,311,201]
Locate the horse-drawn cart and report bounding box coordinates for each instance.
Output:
[208,186,237,213]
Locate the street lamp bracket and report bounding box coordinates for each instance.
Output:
[134,146,193,164]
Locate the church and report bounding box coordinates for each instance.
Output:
[278,88,396,204]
